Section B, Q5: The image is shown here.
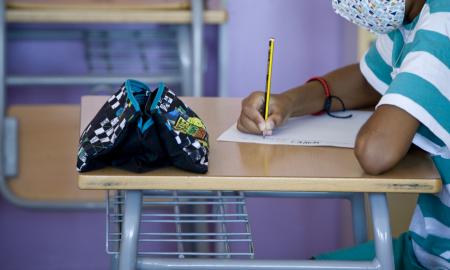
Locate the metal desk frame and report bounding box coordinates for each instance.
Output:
[114,190,392,270]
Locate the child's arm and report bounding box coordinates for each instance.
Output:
[355,105,420,175]
[238,64,420,175]
[237,63,380,134]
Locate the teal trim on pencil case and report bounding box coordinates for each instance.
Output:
[125,79,142,112]
[150,82,166,111]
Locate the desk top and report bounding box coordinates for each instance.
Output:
[78,96,442,194]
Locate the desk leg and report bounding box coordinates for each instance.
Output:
[369,193,394,270]
[119,190,143,270]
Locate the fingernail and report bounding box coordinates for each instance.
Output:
[258,123,265,132]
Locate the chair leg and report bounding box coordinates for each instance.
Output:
[351,193,368,244]
[369,193,395,270]
[177,25,193,96]
[191,0,204,97]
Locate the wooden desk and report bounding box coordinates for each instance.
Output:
[79,96,441,194]
[78,96,441,270]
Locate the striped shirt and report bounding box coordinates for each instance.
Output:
[360,0,450,268]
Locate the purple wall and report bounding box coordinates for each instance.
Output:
[0,198,109,270]
[1,1,358,268]
[226,0,353,97]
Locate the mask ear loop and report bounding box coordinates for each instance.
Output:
[324,96,353,119]
[307,77,353,119]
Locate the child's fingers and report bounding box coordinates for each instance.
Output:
[266,113,284,130]
[241,102,265,128]
[237,114,264,134]
[243,91,265,107]
[262,129,273,136]
[239,91,279,135]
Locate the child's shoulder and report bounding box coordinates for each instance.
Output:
[413,1,450,45]
[423,0,450,29]
[427,0,450,14]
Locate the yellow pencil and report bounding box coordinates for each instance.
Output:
[264,38,275,121]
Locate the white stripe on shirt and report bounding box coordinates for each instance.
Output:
[412,240,450,269]
[435,184,450,208]
[410,204,450,240]
[399,51,450,102]
[407,4,450,43]
[376,35,393,66]
[410,206,428,238]
[377,94,450,158]
[413,133,450,158]
[424,217,450,240]
[441,251,450,260]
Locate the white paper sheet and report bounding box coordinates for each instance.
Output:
[217,111,373,148]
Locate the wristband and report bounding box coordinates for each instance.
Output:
[307,77,352,119]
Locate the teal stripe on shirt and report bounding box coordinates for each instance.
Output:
[432,156,450,184]
[387,72,450,131]
[410,231,450,261]
[403,13,421,31]
[418,194,450,226]
[417,125,446,147]
[398,30,450,69]
[428,0,450,13]
[389,30,405,68]
[365,45,393,85]
[387,31,396,42]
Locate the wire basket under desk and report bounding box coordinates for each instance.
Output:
[107,190,255,259]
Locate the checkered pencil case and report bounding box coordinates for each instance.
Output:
[77,80,209,174]
[148,83,209,173]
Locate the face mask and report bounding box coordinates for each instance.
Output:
[332,0,406,34]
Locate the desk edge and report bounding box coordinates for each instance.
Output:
[78,175,442,194]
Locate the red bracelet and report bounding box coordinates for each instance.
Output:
[307,77,331,115]
[306,77,352,119]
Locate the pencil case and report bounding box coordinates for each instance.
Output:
[77,80,209,174]
[149,83,209,174]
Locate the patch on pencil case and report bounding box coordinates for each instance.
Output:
[77,80,208,174]
[149,83,209,174]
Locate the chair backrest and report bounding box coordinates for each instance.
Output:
[7,0,191,11]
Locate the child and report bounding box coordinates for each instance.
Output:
[237,0,449,269]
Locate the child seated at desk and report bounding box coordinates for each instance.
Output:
[237,0,449,269]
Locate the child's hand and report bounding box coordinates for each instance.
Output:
[237,91,293,136]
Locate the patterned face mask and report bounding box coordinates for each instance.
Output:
[332,0,406,34]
